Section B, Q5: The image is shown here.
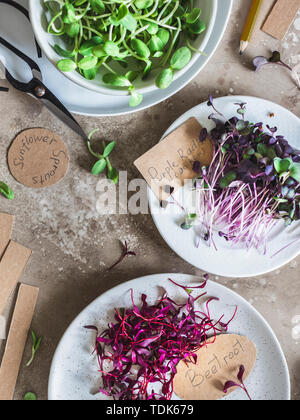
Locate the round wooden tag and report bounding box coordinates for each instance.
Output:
[8,128,69,188]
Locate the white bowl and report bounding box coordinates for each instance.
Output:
[29,0,217,96]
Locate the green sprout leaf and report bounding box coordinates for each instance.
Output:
[57,59,77,72]
[236,120,249,132]
[148,36,164,54]
[78,56,98,71]
[62,3,77,24]
[79,36,103,56]
[65,22,80,38]
[126,71,139,83]
[87,131,119,184]
[103,141,116,158]
[92,159,107,175]
[120,13,137,32]
[108,167,119,184]
[220,171,237,189]
[186,8,202,24]
[90,0,105,14]
[156,68,173,89]
[135,0,154,10]
[129,90,143,107]
[170,47,192,71]
[187,19,206,35]
[24,392,37,401]
[289,162,300,183]
[131,39,151,59]
[81,67,98,80]
[145,21,158,35]
[273,157,292,175]
[53,44,75,58]
[26,330,42,367]
[0,181,14,200]
[103,41,120,57]
[156,29,170,46]
[103,73,132,87]
[117,4,129,21]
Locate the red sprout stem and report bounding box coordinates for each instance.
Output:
[107,241,136,270]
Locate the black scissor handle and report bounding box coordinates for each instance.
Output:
[0,0,42,58]
[0,36,41,76]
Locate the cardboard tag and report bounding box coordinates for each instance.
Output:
[262,0,300,40]
[173,334,257,400]
[0,284,39,400]
[134,118,213,201]
[8,128,69,188]
[0,213,14,259]
[0,241,32,315]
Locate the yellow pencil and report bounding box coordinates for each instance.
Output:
[240,0,264,55]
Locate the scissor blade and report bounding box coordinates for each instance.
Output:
[40,97,89,142]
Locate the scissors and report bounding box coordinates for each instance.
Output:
[0,36,89,143]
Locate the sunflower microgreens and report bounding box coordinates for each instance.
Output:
[43,0,206,106]
[223,365,252,400]
[87,128,119,184]
[184,96,300,253]
[26,330,42,367]
[253,51,300,90]
[0,181,14,200]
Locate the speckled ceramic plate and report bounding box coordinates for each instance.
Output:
[48,273,290,401]
[0,0,232,116]
[148,96,300,278]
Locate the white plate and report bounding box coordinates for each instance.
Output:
[0,0,232,116]
[29,0,217,96]
[148,96,300,278]
[48,273,290,401]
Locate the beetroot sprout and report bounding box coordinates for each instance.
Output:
[223,365,252,400]
[108,241,136,271]
[84,276,237,400]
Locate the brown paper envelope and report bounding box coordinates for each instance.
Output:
[0,241,32,315]
[251,0,277,44]
[134,118,213,201]
[0,213,14,259]
[262,0,300,40]
[0,284,39,400]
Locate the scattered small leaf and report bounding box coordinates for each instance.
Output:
[24,392,37,401]
[26,330,42,367]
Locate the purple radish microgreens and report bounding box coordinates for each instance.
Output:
[84,275,237,400]
[108,240,136,271]
[87,129,119,184]
[160,185,185,211]
[181,213,197,230]
[223,365,252,400]
[185,96,300,253]
[253,51,300,89]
